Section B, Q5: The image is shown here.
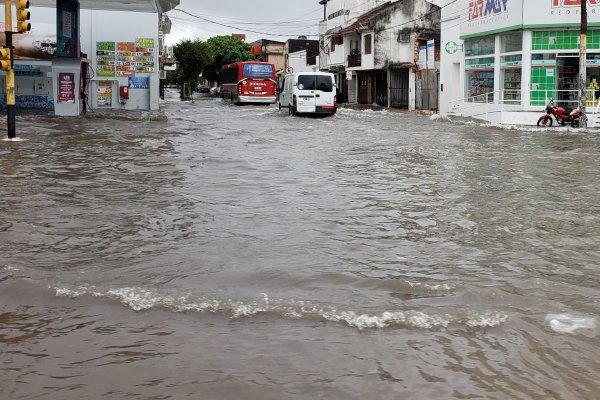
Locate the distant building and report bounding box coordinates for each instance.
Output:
[250,39,285,72]
[232,34,247,43]
[284,38,320,73]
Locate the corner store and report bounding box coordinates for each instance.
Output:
[440,0,600,126]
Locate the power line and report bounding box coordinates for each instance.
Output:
[172,9,320,38]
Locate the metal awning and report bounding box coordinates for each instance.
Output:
[33,0,179,13]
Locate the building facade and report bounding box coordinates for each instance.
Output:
[284,38,320,73]
[250,39,285,72]
[440,0,600,126]
[319,0,441,109]
[0,1,176,116]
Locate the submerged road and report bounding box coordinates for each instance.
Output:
[1,90,600,399]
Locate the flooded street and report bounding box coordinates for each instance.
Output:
[2,90,600,399]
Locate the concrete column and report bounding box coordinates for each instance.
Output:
[522,30,532,109]
[494,34,501,104]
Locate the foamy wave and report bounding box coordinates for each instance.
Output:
[405,280,454,292]
[546,314,597,334]
[1,265,19,272]
[52,285,507,330]
[323,310,452,329]
[465,312,509,328]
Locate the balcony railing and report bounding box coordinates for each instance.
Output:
[347,53,361,68]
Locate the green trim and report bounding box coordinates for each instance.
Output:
[460,25,523,40]
[523,22,600,30]
[461,23,600,39]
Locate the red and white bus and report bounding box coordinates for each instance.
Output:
[221,61,277,105]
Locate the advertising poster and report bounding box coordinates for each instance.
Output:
[96,41,116,77]
[524,0,600,28]
[427,40,435,70]
[56,0,79,58]
[97,81,112,107]
[418,46,427,70]
[460,0,523,38]
[134,38,155,73]
[58,72,75,103]
[0,10,56,60]
[116,42,136,77]
[128,77,150,89]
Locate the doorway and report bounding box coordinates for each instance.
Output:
[358,72,373,104]
[375,72,387,106]
[557,55,578,108]
[390,68,409,109]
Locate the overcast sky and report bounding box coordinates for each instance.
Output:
[165,1,323,45]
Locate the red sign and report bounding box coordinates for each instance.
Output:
[552,0,600,6]
[58,72,75,103]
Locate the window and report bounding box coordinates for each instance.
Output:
[465,57,494,102]
[330,35,343,52]
[316,75,333,92]
[465,35,495,57]
[242,63,274,78]
[221,66,239,84]
[501,54,522,104]
[297,75,316,90]
[500,32,522,53]
[364,34,372,55]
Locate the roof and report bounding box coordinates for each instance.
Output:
[339,1,393,34]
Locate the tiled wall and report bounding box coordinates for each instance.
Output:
[532,30,600,51]
[530,67,556,106]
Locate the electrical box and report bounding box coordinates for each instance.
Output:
[119,85,129,99]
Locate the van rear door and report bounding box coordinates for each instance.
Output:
[295,75,316,113]
[315,75,336,111]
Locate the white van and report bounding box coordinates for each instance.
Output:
[278,72,337,115]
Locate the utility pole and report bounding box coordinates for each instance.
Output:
[4,0,16,138]
[579,0,588,128]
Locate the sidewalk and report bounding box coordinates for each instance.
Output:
[338,103,438,116]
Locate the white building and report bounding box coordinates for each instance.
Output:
[319,0,442,109]
[440,0,600,126]
[0,0,178,116]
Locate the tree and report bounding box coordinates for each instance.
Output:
[172,39,214,98]
[203,36,256,84]
[165,69,179,86]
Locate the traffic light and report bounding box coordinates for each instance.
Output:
[16,0,31,33]
[0,48,11,71]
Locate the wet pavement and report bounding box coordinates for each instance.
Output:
[1,90,600,399]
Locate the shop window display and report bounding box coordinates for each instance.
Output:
[501,55,522,104]
[465,57,494,102]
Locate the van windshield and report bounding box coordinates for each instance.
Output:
[297,75,334,92]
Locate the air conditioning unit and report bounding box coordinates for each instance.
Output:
[397,32,410,43]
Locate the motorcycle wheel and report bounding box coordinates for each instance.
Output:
[570,117,580,128]
[537,118,553,127]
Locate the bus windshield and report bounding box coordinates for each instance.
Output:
[242,63,274,78]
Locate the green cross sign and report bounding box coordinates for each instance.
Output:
[445,41,459,54]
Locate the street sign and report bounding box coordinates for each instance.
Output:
[445,41,459,54]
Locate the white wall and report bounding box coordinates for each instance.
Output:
[361,32,375,70]
[439,0,465,116]
[289,50,317,73]
[80,10,159,111]
[372,0,440,69]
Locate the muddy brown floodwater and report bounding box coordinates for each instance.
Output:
[1,90,600,399]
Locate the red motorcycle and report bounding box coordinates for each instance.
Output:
[537,99,582,128]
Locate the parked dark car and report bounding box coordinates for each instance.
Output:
[196,85,210,93]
